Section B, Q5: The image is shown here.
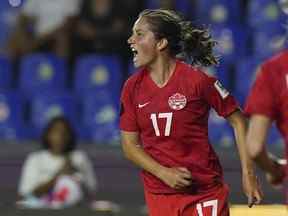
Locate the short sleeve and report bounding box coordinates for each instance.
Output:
[18,153,40,196]
[203,76,239,118]
[119,80,139,131]
[244,64,277,119]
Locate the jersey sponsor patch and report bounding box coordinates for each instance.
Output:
[168,93,187,110]
[214,80,229,99]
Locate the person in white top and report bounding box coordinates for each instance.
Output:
[7,0,81,58]
[18,116,97,208]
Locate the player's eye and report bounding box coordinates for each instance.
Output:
[136,31,143,37]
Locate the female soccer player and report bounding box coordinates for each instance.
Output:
[245,0,288,203]
[245,50,287,198]
[120,9,262,215]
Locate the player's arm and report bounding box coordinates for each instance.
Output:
[227,110,254,174]
[227,109,263,206]
[121,131,192,189]
[246,114,285,185]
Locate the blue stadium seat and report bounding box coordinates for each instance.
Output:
[253,27,286,59]
[0,91,26,140]
[19,53,68,96]
[211,25,248,64]
[234,57,263,105]
[30,91,77,136]
[208,110,234,147]
[201,63,232,91]
[81,91,120,144]
[0,56,12,90]
[74,55,122,105]
[195,0,242,26]
[0,1,20,51]
[247,0,285,30]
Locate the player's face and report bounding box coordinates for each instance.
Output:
[128,17,159,68]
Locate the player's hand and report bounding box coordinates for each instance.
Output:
[265,158,286,188]
[242,171,263,208]
[159,167,193,190]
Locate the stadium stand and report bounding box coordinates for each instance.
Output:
[247,0,286,30]
[195,0,243,26]
[0,91,25,140]
[0,56,12,89]
[74,55,122,106]
[19,53,68,96]
[30,91,77,137]
[81,91,119,144]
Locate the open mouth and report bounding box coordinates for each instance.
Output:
[131,47,138,59]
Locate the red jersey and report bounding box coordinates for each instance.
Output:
[120,60,239,194]
[245,50,288,160]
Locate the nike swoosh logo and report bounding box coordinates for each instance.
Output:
[138,102,150,108]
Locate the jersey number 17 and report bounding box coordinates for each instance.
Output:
[150,112,173,136]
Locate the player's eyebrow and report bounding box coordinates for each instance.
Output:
[132,28,144,34]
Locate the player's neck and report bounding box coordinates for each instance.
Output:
[148,57,176,88]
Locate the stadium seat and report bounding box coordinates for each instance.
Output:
[211,25,248,64]
[0,1,19,51]
[81,91,120,144]
[195,0,242,26]
[74,55,122,105]
[201,62,232,91]
[30,91,77,137]
[234,57,263,105]
[0,56,12,90]
[19,53,68,96]
[208,110,234,147]
[252,27,286,59]
[247,0,285,30]
[0,91,26,140]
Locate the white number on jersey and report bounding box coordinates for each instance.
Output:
[196,199,218,216]
[150,112,173,136]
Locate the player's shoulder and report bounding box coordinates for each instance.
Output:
[122,68,146,90]
[179,62,212,79]
[178,61,216,85]
[266,50,288,66]
[257,50,288,79]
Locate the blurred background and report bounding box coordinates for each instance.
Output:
[0,0,287,215]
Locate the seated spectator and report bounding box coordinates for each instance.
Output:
[17,116,97,208]
[72,0,129,57]
[7,0,81,59]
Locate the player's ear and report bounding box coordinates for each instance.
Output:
[157,38,168,51]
